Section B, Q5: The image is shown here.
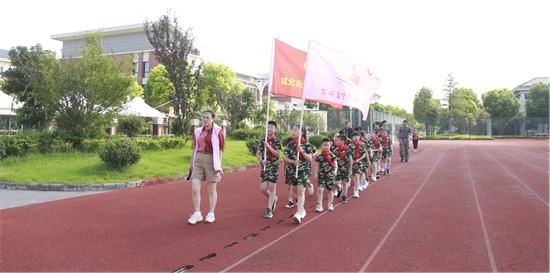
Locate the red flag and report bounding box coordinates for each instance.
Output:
[271,39,343,109]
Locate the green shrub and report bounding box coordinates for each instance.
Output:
[308,135,325,148]
[246,139,260,156]
[49,139,73,153]
[0,140,6,160]
[81,139,108,153]
[275,130,292,141]
[119,115,145,138]
[231,128,264,140]
[99,139,142,168]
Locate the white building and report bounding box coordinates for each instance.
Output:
[512,77,550,114]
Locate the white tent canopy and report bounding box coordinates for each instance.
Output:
[120,96,167,118]
[0,91,22,116]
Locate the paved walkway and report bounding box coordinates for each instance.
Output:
[0,189,110,210]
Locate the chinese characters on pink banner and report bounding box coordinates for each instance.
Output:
[320,89,360,103]
[280,77,304,88]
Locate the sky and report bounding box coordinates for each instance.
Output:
[1,0,549,112]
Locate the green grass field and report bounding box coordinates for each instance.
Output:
[0,140,258,184]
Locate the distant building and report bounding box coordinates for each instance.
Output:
[512,77,550,113]
[0,49,12,75]
[51,24,202,87]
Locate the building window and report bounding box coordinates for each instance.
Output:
[524,94,529,100]
[133,62,139,78]
[143,62,149,78]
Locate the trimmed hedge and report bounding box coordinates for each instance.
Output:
[0,132,187,158]
[246,139,260,156]
[99,139,142,169]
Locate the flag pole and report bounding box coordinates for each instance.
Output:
[263,38,276,171]
[296,40,313,178]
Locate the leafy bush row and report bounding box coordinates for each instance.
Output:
[0,132,187,159]
[99,139,142,169]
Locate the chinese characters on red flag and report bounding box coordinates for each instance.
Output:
[271,39,343,109]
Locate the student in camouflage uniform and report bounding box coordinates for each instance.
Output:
[313,138,338,212]
[367,131,383,182]
[256,121,281,218]
[379,120,392,173]
[359,130,371,190]
[349,132,368,198]
[334,135,353,203]
[380,130,393,175]
[284,136,296,209]
[283,125,316,224]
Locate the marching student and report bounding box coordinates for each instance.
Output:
[359,130,371,190]
[334,134,353,203]
[367,131,383,182]
[283,125,316,224]
[313,138,338,212]
[330,132,340,197]
[256,121,281,218]
[349,132,367,198]
[380,130,393,175]
[284,136,297,209]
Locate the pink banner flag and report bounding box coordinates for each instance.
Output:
[303,41,382,120]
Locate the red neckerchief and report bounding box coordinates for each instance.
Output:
[353,141,362,160]
[292,137,306,160]
[382,136,389,148]
[331,142,338,150]
[337,144,348,162]
[265,135,275,162]
[370,138,380,149]
[321,150,335,169]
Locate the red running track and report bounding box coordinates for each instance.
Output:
[1,139,548,272]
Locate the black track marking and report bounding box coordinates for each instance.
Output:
[198,253,216,261]
[260,226,270,231]
[244,233,258,240]
[173,265,194,272]
[277,220,284,224]
[224,242,237,249]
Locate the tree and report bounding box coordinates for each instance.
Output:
[143,64,174,112]
[252,96,275,125]
[450,87,479,118]
[442,72,458,112]
[216,81,256,132]
[2,44,55,130]
[413,87,440,135]
[40,32,141,138]
[525,82,549,117]
[481,88,520,118]
[144,12,204,136]
[201,62,234,110]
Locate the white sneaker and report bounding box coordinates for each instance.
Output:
[327,203,334,211]
[353,190,360,198]
[308,183,314,195]
[187,212,203,224]
[358,185,364,191]
[371,175,377,182]
[315,203,324,212]
[204,212,215,223]
[292,212,302,224]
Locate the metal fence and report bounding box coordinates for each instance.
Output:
[325,109,406,142]
[406,116,549,138]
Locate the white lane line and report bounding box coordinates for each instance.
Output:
[481,149,549,207]
[220,142,442,272]
[463,144,498,272]
[359,147,447,272]
[496,148,549,174]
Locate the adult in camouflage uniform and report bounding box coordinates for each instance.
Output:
[256,121,281,218]
[334,135,353,203]
[283,125,316,224]
[314,138,338,212]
